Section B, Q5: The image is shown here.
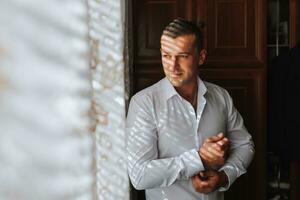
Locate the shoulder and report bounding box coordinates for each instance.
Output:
[203,81,239,116]
[203,81,230,98]
[202,81,233,109]
[130,78,165,106]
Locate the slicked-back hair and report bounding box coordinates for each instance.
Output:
[162,18,203,52]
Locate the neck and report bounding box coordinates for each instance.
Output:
[175,79,198,104]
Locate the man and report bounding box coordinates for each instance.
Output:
[126,18,254,200]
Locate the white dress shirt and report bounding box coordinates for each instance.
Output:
[126,77,254,200]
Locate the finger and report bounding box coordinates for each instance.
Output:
[192,175,203,190]
[205,132,224,143]
[197,175,209,187]
[193,177,209,193]
[199,149,209,159]
[200,146,225,168]
[198,179,209,188]
[200,147,219,160]
[192,177,198,190]
[206,136,229,153]
[199,171,205,177]
[205,135,222,143]
[202,142,222,152]
[199,171,208,181]
[200,147,216,159]
[216,137,229,146]
[211,143,222,151]
[216,138,230,151]
[201,151,225,169]
[217,132,224,138]
[192,176,198,186]
[204,144,224,157]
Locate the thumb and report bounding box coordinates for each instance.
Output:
[205,132,224,143]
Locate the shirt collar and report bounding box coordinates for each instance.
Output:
[197,77,207,98]
[161,77,178,101]
[160,77,207,102]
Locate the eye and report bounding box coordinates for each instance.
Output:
[162,54,171,59]
[178,54,189,59]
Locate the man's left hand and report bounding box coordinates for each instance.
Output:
[191,170,228,194]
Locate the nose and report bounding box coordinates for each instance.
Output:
[169,56,179,72]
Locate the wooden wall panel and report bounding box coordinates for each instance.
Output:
[197,0,266,67]
[215,1,247,48]
[137,1,176,58]
[134,0,195,61]
[135,70,164,92]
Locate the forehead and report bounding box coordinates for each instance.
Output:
[160,34,196,53]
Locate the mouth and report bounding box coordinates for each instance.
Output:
[169,73,182,78]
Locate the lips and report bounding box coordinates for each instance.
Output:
[170,73,182,78]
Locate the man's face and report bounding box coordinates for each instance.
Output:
[160,34,206,88]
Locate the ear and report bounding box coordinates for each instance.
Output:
[198,49,207,66]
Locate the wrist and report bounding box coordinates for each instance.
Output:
[219,170,228,188]
[198,152,208,169]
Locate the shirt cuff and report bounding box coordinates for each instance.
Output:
[179,149,205,179]
[218,165,237,191]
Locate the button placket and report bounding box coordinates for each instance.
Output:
[196,96,206,148]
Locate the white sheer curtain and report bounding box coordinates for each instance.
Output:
[0,0,128,200]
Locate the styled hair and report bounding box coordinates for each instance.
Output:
[162,18,203,51]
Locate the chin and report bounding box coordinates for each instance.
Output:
[167,77,184,87]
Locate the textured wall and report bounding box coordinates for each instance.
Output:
[0,0,129,200]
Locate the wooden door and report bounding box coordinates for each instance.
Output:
[130,0,266,199]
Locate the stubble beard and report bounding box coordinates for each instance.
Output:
[166,75,184,87]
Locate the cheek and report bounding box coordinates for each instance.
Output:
[162,61,173,71]
[162,62,168,69]
[179,61,193,71]
[162,58,173,67]
[162,59,167,66]
[162,65,170,74]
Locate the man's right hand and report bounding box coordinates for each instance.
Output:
[198,132,230,169]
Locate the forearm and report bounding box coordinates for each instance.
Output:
[218,141,255,191]
[127,148,204,190]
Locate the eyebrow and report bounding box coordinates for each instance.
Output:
[177,52,190,55]
[160,49,191,55]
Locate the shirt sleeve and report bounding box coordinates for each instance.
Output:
[126,96,204,190]
[218,90,255,191]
